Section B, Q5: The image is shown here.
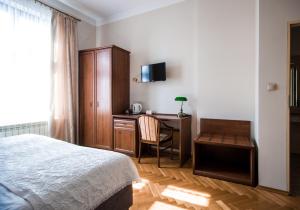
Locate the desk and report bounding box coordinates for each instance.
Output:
[113,114,191,167]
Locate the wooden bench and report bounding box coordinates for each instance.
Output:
[193,118,257,186]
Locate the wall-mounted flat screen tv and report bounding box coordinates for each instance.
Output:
[141,62,166,83]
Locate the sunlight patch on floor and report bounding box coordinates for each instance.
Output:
[216,200,231,210]
[161,185,210,207]
[133,178,149,190]
[166,185,211,198]
[149,201,187,210]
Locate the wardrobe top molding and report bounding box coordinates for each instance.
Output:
[79,45,130,53]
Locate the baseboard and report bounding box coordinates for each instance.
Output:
[256,185,289,196]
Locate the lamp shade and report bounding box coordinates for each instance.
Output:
[175,96,187,102]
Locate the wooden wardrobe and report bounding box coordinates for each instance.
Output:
[79,45,130,150]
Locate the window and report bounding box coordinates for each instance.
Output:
[0,0,52,126]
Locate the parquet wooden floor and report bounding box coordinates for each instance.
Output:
[130,156,300,210]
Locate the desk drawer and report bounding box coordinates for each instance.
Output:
[114,119,135,129]
[113,118,137,156]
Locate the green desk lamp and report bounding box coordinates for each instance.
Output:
[175,96,187,117]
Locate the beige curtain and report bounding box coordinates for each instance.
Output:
[50,11,79,144]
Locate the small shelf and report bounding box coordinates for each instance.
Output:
[193,142,254,185]
[194,152,252,185]
[193,119,257,186]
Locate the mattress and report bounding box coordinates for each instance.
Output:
[0,134,139,210]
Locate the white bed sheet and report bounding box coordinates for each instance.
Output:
[0,134,139,210]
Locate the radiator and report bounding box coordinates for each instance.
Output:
[0,121,49,138]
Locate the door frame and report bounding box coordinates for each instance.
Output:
[287,21,300,195]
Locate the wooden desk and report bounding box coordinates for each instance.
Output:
[113,114,191,167]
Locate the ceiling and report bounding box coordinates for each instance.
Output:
[57,0,184,26]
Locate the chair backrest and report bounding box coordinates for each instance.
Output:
[138,115,160,142]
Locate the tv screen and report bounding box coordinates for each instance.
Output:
[141,62,166,82]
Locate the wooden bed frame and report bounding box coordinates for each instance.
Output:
[96,184,133,210]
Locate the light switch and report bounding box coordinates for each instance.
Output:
[267,83,278,91]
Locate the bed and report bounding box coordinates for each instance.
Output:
[0,134,139,210]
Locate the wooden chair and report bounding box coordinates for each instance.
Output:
[138,115,174,168]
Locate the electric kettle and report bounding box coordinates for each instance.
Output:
[131,103,142,114]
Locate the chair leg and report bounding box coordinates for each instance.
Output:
[157,143,160,168]
[138,141,142,163]
[170,138,173,160]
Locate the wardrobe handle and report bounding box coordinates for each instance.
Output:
[89,102,92,107]
[97,101,99,107]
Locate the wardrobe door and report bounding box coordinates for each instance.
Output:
[112,48,130,114]
[79,51,95,147]
[95,48,113,149]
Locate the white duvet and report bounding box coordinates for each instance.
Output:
[0,134,139,210]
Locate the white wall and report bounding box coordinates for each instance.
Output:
[258,0,300,191]
[96,0,256,137]
[97,0,196,114]
[78,21,96,50]
[196,0,255,133]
